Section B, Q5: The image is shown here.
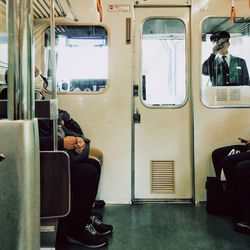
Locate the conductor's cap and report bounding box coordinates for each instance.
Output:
[210,31,230,42]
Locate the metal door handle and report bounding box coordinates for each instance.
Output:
[133,109,141,123]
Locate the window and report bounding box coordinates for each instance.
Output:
[44,25,108,93]
[141,18,186,107]
[201,17,250,107]
[0,34,7,85]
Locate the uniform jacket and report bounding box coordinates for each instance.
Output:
[202,54,249,86]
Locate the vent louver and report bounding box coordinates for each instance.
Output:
[151,160,175,194]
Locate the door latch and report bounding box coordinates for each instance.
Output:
[133,84,139,97]
[133,109,141,123]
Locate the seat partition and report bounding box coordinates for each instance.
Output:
[0,99,58,120]
[40,151,70,218]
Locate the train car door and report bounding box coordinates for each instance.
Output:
[133,7,192,200]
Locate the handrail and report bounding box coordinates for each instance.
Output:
[7,0,34,120]
[1,0,69,20]
[50,0,58,151]
[55,0,67,17]
[65,0,79,22]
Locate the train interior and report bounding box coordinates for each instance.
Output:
[0,0,250,249]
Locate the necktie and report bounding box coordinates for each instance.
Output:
[222,56,229,85]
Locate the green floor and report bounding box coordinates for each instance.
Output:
[61,204,250,250]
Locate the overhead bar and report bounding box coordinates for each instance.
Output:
[65,0,79,22]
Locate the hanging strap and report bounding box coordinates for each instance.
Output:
[97,0,103,22]
[231,0,236,22]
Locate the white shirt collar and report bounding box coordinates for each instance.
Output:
[218,53,230,65]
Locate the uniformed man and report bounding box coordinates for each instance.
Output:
[202,31,249,86]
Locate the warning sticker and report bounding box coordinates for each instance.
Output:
[108,4,130,12]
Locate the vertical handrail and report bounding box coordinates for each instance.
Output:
[50,0,58,150]
[7,0,18,120]
[20,0,34,119]
[7,0,34,120]
[4,2,40,250]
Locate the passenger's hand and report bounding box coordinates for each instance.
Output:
[75,137,85,154]
[63,136,77,150]
[212,46,218,55]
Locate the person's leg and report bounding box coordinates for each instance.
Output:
[221,151,250,219]
[68,161,99,229]
[233,161,250,234]
[212,145,246,179]
[89,147,104,166]
[221,151,250,181]
[84,157,106,209]
[235,162,250,222]
[61,161,107,247]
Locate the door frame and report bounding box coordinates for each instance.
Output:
[131,5,194,203]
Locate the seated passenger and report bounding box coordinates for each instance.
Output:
[35,68,113,248]
[58,108,105,209]
[58,108,104,166]
[39,117,112,248]
[212,141,250,224]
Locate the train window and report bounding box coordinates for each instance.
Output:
[0,3,7,86]
[0,34,7,85]
[44,25,108,93]
[141,18,186,107]
[201,17,250,107]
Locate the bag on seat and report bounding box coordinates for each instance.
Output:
[205,177,230,215]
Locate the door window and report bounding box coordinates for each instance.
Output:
[141,18,187,107]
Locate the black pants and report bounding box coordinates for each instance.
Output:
[59,159,100,235]
[233,161,250,223]
[212,145,248,179]
[212,145,250,220]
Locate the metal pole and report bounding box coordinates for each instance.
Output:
[7,0,34,120]
[7,0,19,120]
[2,2,40,250]
[50,0,58,150]
[19,0,34,119]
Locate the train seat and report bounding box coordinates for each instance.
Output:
[0,99,58,119]
[40,151,70,249]
[0,87,7,100]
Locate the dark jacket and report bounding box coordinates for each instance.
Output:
[38,119,64,151]
[39,110,90,162]
[202,54,249,86]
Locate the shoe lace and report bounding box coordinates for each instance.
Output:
[85,223,98,235]
[91,216,102,225]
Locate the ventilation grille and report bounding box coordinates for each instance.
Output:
[151,160,175,194]
[216,89,227,101]
[229,88,240,101]
[216,88,241,102]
